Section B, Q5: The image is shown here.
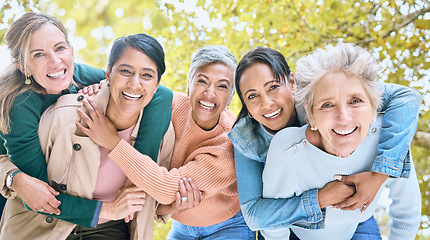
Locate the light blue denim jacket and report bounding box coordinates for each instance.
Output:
[227,83,421,230]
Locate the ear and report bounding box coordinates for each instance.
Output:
[105,66,111,82]
[289,73,297,93]
[15,63,25,75]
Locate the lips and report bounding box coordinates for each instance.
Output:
[47,69,66,78]
[263,108,281,119]
[332,126,357,136]
[199,100,215,110]
[122,91,143,100]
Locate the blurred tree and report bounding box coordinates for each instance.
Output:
[1,0,429,238]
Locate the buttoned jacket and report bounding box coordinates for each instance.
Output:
[0,80,174,240]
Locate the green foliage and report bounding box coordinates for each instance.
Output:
[1,0,429,237]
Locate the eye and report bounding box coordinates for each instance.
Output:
[119,69,132,76]
[141,73,154,80]
[217,84,228,90]
[247,93,258,100]
[350,98,363,104]
[269,85,279,91]
[321,103,334,108]
[197,79,207,85]
[55,45,67,52]
[33,52,43,58]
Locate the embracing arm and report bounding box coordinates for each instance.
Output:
[234,147,323,230]
[373,83,421,177]
[1,93,100,228]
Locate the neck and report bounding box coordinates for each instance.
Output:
[106,101,139,131]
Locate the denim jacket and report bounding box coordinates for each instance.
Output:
[227,83,421,230]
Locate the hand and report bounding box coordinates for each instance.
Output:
[76,98,121,151]
[100,186,146,220]
[157,178,204,215]
[11,171,61,215]
[318,180,355,209]
[332,172,388,212]
[78,84,100,96]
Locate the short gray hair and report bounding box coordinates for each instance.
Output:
[188,45,237,96]
[294,42,383,121]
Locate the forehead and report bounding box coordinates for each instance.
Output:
[314,71,368,99]
[239,62,276,90]
[29,23,66,49]
[195,63,234,83]
[115,47,157,68]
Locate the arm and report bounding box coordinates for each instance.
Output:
[374,83,421,177]
[134,85,173,162]
[77,98,236,205]
[386,161,421,240]
[0,93,101,227]
[234,147,323,230]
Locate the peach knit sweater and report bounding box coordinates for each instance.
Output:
[108,92,240,227]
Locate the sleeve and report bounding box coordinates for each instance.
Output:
[108,139,237,205]
[386,161,421,240]
[372,83,421,178]
[134,85,173,162]
[73,63,106,86]
[0,95,99,228]
[234,146,324,230]
[0,154,19,199]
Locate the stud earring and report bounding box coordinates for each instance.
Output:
[248,112,253,119]
[25,75,32,85]
[310,126,317,131]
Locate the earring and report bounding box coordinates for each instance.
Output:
[310,126,317,131]
[248,112,253,119]
[25,75,32,85]
[106,80,110,86]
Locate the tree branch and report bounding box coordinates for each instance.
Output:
[382,5,430,38]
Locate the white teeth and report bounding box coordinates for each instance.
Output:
[199,100,215,110]
[263,108,281,119]
[122,92,142,100]
[47,70,65,78]
[333,127,356,135]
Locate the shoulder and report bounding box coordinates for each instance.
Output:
[271,125,307,149]
[73,63,105,85]
[219,109,236,132]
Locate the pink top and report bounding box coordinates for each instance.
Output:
[93,125,134,224]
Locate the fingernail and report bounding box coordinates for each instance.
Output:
[188,178,192,181]
[334,175,342,180]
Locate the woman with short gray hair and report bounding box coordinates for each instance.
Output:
[80,45,256,239]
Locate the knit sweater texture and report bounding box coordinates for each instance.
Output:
[109,92,240,227]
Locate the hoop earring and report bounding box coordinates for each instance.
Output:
[25,75,32,85]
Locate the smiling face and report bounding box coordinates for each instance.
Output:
[26,23,74,94]
[189,63,234,130]
[239,62,296,132]
[310,71,376,157]
[107,47,159,120]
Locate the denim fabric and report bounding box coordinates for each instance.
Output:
[351,215,382,240]
[228,83,420,231]
[166,211,255,239]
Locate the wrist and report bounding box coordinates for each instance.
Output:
[7,170,23,191]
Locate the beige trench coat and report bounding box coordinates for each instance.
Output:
[0,80,174,240]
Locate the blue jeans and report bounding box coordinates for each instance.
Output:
[166,211,255,239]
[351,215,382,240]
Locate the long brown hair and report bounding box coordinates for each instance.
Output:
[0,12,69,134]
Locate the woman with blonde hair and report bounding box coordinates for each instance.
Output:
[0,12,172,230]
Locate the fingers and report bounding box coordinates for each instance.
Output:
[334,174,355,185]
[333,194,367,211]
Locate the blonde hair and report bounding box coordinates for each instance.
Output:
[0,12,69,134]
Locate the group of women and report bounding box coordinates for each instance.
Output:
[0,12,422,240]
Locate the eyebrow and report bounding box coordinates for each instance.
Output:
[118,64,156,73]
[29,41,67,55]
[244,80,277,96]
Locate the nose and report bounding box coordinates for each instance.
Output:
[48,52,62,66]
[336,104,352,122]
[204,86,216,99]
[261,94,274,109]
[128,74,142,89]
